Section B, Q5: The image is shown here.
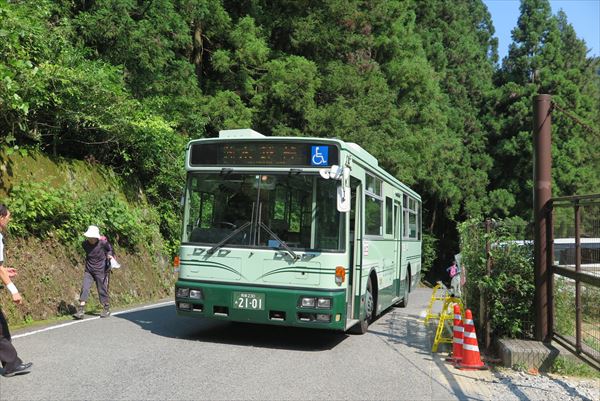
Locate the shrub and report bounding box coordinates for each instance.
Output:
[421,232,438,280]
[6,181,162,252]
[458,217,535,339]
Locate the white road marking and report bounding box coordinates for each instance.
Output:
[12,300,174,339]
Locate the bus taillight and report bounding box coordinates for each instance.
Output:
[335,266,346,286]
[173,256,180,273]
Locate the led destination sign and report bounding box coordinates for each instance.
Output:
[190,142,339,167]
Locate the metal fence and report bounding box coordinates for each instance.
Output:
[548,194,600,366]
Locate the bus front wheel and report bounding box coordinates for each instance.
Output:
[351,277,374,334]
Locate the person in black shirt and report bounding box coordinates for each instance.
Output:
[73,225,115,319]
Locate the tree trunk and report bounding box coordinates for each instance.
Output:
[429,200,437,232]
[192,23,204,84]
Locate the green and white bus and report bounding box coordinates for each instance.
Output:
[175,129,421,333]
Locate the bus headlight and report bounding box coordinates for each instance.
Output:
[189,289,203,300]
[317,297,332,309]
[300,297,316,308]
[176,287,190,298]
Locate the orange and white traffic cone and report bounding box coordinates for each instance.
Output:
[446,304,463,363]
[456,309,488,370]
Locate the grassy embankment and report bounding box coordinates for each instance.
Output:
[0,149,175,327]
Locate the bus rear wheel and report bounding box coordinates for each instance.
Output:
[350,277,373,334]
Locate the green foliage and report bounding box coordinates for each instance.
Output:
[255,56,320,134]
[1,0,598,272]
[6,181,160,251]
[553,278,575,336]
[421,232,438,278]
[414,0,496,218]
[6,182,70,238]
[0,0,186,251]
[582,286,600,322]
[490,0,600,219]
[459,217,535,339]
[481,243,535,338]
[554,280,600,351]
[512,362,528,372]
[551,357,600,378]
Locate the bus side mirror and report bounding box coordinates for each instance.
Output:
[338,166,351,212]
[337,185,351,212]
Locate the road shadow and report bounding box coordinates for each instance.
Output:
[115,305,348,352]
[368,306,492,401]
[549,376,595,401]
[431,355,490,401]
[490,370,596,401]
[368,306,435,354]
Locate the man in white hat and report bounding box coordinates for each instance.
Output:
[73,225,115,319]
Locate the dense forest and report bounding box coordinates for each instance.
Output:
[1,0,599,276]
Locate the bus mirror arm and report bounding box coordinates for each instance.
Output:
[320,165,346,180]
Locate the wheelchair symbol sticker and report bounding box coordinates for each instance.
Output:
[311,146,329,166]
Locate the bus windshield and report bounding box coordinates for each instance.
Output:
[182,173,345,252]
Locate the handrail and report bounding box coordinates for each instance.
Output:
[549,193,600,203]
[552,265,600,287]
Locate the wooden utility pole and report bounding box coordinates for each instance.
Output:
[533,94,552,342]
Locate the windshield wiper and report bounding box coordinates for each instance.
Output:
[259,222,299,261]
[206,221,251,255]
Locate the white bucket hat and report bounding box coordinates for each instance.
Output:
[83,225,101,239]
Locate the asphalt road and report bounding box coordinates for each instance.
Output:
[0,288,491,401]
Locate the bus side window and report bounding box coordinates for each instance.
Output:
[402,194,420,239]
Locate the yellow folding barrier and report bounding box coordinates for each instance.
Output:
[431,296,464,352]
[423,282,449,325]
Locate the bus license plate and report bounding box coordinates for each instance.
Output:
[233,292,265,310]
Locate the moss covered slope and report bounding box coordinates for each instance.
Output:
[0,148,174,325]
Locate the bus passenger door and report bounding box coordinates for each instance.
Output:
[347,181,362,322]
[394,200,402,298]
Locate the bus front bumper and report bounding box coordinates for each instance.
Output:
[175,280,347,331]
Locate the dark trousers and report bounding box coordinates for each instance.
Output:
[79,268,110,306]
[0,308,22,371]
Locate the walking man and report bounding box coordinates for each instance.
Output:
[0,204,33,377]
[73,225,115,319]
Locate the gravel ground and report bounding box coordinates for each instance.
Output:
[486,368,599,401]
